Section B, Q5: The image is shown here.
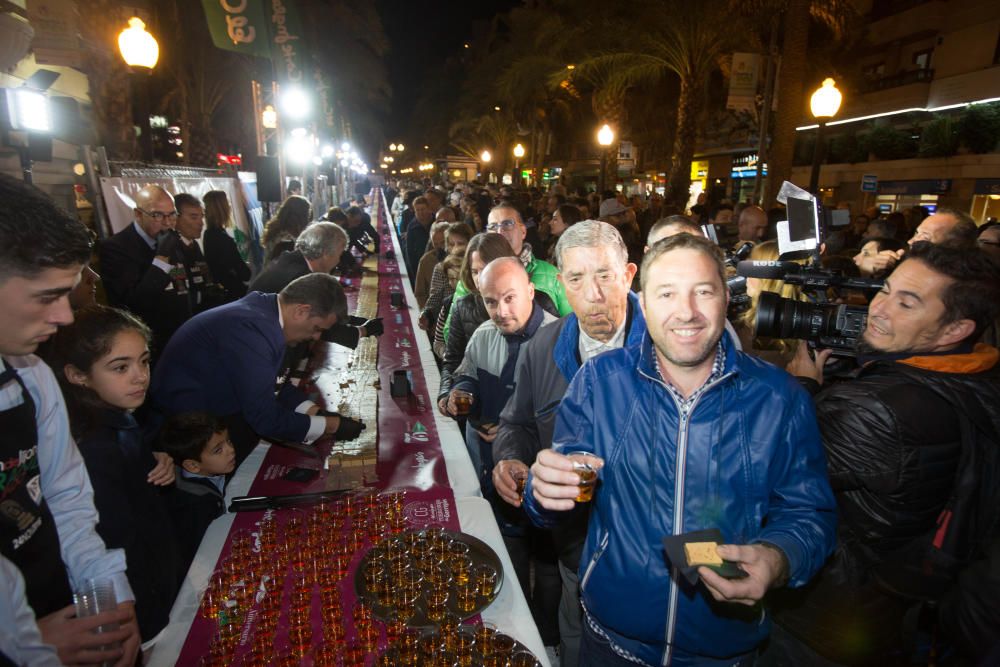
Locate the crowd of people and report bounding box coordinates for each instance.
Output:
[1,165,999,667]
[392,178,1000,667]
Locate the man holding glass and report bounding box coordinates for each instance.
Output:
[99,184,194,355]
[524,233,837,666]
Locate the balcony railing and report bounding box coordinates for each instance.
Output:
[860,68,935,93]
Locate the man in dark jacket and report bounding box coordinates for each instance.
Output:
[249,222,382,349]
[775,241,1000,665]
[99,185,192,355]
[527,233,837,666]
[150,273,364,464]
[492,220,643,666]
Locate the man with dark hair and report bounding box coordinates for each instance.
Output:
[404,196,434,282]
[151,272,365,464]
[526,232,836,666]
[778,242,1000,664]
[250,222,382,348]
[99,185,193,354]
[0,174,140,665]
[646,214,702,249]
[909,207,978,248]
[710,204,734,226]
[345,205,380,256]
[172,193,228,312]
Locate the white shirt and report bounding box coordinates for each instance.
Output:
[578,316,629,363]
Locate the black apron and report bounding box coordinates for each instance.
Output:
[0,362,73,617]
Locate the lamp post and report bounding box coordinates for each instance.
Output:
[597,123,614,195]
[480,149,491,181]
[513,143,525,186]
[808,78,842,196]
[118,17,159,162]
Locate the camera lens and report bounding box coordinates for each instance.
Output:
[755,292,868,353]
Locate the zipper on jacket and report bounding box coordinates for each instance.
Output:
[580,529,610,591]
[657,372,734,667]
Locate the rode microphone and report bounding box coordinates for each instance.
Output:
[735,260,801,279]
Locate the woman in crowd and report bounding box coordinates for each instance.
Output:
[853,236,906,278]
[545,203,583,262]
[414,221,452,309]
[420,222,474,332]
[202,190,250,301]
[735,241,807,366]
[43,306,180,646]
[261,195,312,263]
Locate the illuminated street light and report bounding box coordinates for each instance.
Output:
[321,144,334,158]
[7,88,51,132]
[513,144,525,158]
[261,105,278,130]
[280,87,310,120]
[597,124,615,194]
[512,143,525,186]
[808,78,843,195]
[341,141,350,151]
[118,17,159,69]
[397,144,405,151]
[389,143,397,151]
[480,150,491,163]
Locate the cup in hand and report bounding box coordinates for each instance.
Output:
[73,578,120,667]
[566,452,603,503]
[452,389,473,416]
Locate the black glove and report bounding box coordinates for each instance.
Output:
[361,318,384,337]
[155,230,181,259]
[334,416,366,441]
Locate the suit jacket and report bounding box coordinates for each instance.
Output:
[203,226,249,301]
[149,292,313,443]
[248,251,365,348]
[99,223,193,354]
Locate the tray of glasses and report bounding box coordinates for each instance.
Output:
[354,527,503,627]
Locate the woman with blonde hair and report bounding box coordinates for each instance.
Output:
[736,240,808,365]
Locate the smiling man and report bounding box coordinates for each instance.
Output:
[0,175,141,666]
[778,241,1000,665]
[150,272,364,466]
[525,233,836,666]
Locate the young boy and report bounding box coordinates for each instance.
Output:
[159,412,236,577]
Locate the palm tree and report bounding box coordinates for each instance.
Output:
[569,0,733,207]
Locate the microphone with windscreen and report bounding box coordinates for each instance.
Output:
[735,260,802,280]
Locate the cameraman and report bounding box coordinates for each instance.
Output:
[734,241,806,366]
[768,242,1000,665]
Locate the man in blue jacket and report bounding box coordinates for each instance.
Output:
[525,233,837,666]
[151,272,364,464]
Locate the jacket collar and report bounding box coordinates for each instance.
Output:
[895,342,999,374]
[509,302,546,341]
[636,319,739,383]
[554,291,647,382]
[97,406,139,430]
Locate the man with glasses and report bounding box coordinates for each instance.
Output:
[100,185,194,356]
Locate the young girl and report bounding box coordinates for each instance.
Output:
[43,306,180,645]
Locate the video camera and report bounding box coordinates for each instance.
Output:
[735,183,882,356]
[725,242,754,319]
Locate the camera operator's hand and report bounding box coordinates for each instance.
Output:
[786,344,833,386]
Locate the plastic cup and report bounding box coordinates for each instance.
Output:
[452,390,473,415]
[567,452,603,502]
[72,578,120,666]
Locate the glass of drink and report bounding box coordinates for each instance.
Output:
[509,650,542,667]
[473,564,498,599]
[567,451,603,502]
[511,468,528,501]
[72,578,121,667]
[455,579,479,613]
[451,389,473,415]
[426,588,450,622]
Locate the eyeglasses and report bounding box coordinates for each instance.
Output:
[486,219,517,232]
[138,208,178,222]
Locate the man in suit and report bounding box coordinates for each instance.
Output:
[150,273,366,464]
[173,193,228,313]
[99,185,191,355]
[249,222,383,348]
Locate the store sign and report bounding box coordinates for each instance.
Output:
[861,174,878,193]
[727,53,761,113]
[878,179,951,195]
[974,179,1000,195]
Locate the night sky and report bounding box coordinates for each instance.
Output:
[375,0,519,146]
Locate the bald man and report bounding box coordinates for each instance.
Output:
[100,185,193,354]
[447,257,560,644]
[737,205,769,245]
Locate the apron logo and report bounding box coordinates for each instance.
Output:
[1,499,38,532]
[26,475,41,505]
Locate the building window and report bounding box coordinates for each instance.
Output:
[913,48,933,70]
[863,62,886,79]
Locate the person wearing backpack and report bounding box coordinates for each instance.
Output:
[771,241,1000,665]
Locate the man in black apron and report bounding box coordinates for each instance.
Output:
[0,175,140,666]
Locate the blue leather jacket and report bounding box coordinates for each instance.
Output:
[524,331,837,666]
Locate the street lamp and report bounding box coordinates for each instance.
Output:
[480,149,491,163]
[261,104,278,130]
[597,123,614,195]
[808,78,842,195]
[118,17,159,162]
[397,143,405,152]
[389,143,397,151]
[513,143,525,185]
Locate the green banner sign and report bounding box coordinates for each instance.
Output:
[201,0,272,57]
[268,0,309,86]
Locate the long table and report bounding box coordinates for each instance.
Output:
[149,191,548,666]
